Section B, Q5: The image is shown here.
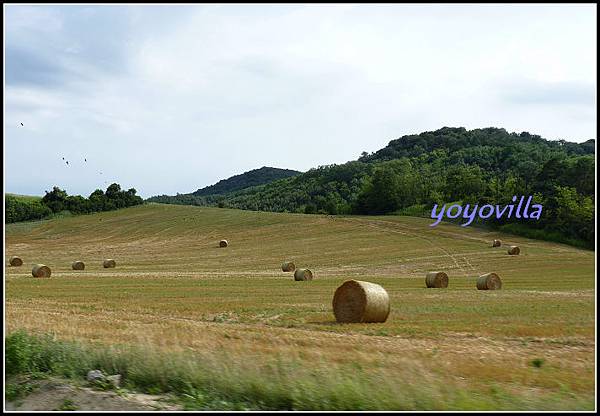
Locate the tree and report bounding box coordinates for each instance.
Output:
[354,166,400,214]
[42,187,68,213]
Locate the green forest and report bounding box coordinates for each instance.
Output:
[5,184,144,223]
[148,166,300,203]
[149,127,595,248]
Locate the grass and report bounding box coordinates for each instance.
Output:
[56,399,78,411]
[4,330,594,410]
[5,204,596,410]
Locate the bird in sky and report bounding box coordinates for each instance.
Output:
[62,157,65,160]
[66,161,69,166]
[84,158,87,162]
[20,123,23,127]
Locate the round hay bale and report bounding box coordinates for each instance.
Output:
[476,272,502,290]
[333,280,390,323]
[219,239,228,248]
[282,261,296,272]
[103,259,116,268]
[507,246,520,255]
[294,268,313,281]
[9,256,23,267]
[492,239,502,247]
[72,261,85,270]
[425,271,449,288]
[32,264,51,278]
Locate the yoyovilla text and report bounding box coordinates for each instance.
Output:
[430,195,542,227]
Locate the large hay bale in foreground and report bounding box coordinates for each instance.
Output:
[72,261,85,270]
[219,239,228,248]
[32,264,51,278]
[425,271,449,288]
[492,239,502,247]
[9,256,23,267]
[507,246,520,255]
[103,259,116,268]
[333,280,390,323]
[294,268,313,281]
[282,261,296,272]
[476,273,502,290]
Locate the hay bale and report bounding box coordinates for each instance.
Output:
[425,271,449,288]
[103,259,116,268]
[282,261,296,272]
[507,246,520,255]
[294,268,313,281]
[492,239,502,247]
[476,272,502,290]
[72,261,85,270]
[9,256,23,267]
[219,239,228,248]
[333,280,390,323]
[32,264,51,278]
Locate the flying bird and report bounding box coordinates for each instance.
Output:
[65,161,69,166]
[84,158,87,162]
[62,157,65,160]
[20,123,23,127]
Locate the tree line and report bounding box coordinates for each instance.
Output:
[5,183,144,223]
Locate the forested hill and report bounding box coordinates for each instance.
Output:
[360,127,594,163]
[149,127,595,248]
[147,166,301,204]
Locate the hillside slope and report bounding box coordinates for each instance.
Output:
[5,204,595,410]
[147,166,301,204]
[179,127,595,247]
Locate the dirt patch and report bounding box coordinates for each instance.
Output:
[5,377,181,411]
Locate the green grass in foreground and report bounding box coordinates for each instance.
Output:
[5,331,594,411]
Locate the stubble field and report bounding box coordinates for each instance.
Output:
[4,203,596,410]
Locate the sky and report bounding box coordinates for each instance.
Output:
[4,4,597,198]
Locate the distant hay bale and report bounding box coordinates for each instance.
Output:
[32,264,51,278]
[219,240,228,248]
[425,271,449,288]
[294,268,313,281]
[72,261,85,270]
[507,246,520,255]
[492,239,502,247]
[282,261,296,272]
[476,273,502,290]
[9,256,23,267]
[333,280,390,323]
[103,259,116,268]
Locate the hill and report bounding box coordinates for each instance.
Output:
[5,204,595,410]
[151,127,594,247]
[147,166,301,205]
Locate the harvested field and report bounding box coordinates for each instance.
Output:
[4,204,596,410]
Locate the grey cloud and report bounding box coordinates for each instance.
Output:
[5,47,68,87]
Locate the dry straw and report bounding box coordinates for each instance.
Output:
[476,272,502,290]
[507,246,520,255]
[294,269,313,281]
[425,271,449,288]
[332,280,390,323]
[219,240,228,248]
[103,259,116,268]
[32,264,51,278]
[282,261,296,272]
[9,256,23,267]
[72,261,85,270]
[492,239,502,247]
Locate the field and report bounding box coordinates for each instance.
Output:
[4,203,596,410]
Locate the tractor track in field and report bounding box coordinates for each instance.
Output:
[340,217,468,273]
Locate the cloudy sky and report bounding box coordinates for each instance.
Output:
[4,4,596,198]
